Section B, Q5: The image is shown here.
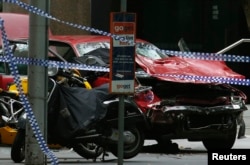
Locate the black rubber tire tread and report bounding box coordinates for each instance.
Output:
[109,127,145,159]
[202,120,237,150]
[73,142,103,159]
[11,129,25,163]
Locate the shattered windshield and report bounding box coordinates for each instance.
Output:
[76,42,110,56]
[76,42,168,60]
[136,42,168,59]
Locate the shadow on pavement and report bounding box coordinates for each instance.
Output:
[141,141,208,154]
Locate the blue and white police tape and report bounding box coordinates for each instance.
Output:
[2,0,250,63]
[1,0,134,45]
[1,53,250,86]
[154,74,250,86]
[0,56,109,73]
[0,19,59,165]
[159,49,250,63]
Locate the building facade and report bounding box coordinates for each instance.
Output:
[2,0,91,35]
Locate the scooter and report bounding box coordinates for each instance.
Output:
[10,66,147,163]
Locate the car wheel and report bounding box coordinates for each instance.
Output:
[202,120,237,150]
[73,142,103,159]
[109,127,145,159]
[11,129,25,163]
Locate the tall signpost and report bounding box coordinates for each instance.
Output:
[27,0,49,164]
[110,12,136,165]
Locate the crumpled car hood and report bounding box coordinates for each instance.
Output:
[136,55,245,83]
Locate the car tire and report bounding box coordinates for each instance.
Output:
[238,117,246,139]
[11,129,25,163]
[202,120,237,150]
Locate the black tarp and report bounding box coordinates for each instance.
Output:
[48,83,110,142]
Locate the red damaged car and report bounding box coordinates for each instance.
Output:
[3,35,248,151]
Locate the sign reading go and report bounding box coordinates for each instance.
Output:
[110,12,136,94]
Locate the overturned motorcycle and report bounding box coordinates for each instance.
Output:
[10,68,146,163]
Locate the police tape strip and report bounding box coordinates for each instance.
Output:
[0,19,59,165]
[0,56,109,72]
[2,0,250,63]
[161,50,250,63]
[1,54,250,86]
[154,74,250,86]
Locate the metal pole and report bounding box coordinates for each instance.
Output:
[117,1,127,164]
[121,0,127,12]
[118,95,125,165]
[26,0,49,165]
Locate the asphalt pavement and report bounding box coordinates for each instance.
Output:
[1,136,250,165]
[0,105,250,165]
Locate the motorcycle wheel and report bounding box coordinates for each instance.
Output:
[73,142,103,159]
[109,127,145,159]
[11,129,25,163]
[202,119,237,150]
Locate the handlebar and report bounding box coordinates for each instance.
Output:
[55,69,92,89]
[135,85,152,94]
